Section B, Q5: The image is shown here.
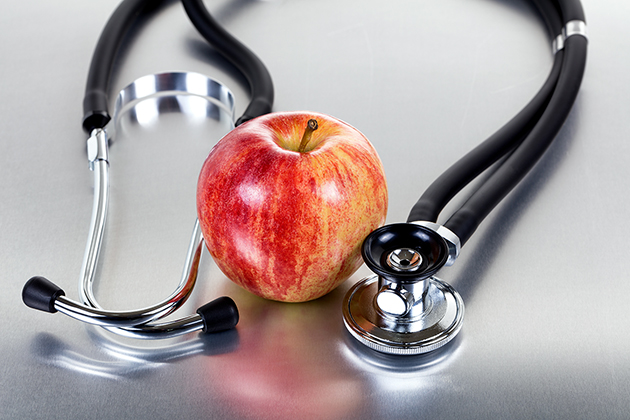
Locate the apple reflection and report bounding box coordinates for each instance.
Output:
[202,283,364,420]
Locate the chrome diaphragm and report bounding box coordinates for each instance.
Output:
[343,223,464,355]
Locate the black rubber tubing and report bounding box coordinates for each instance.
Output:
[557,0,586,22]
[442,0,586,245]
[181,0,274,126]
[531,0,563,37]
[443,35,587,245]
[80,0,583,247]
[82,0,154,133]
[406,53,564,223]
[82,0,274,132]
[406,0,565,224]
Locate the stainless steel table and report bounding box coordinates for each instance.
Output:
[2,0,628,418]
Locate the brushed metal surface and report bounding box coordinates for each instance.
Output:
[3,0,630,419]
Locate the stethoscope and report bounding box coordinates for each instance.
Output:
[22,0,587,355]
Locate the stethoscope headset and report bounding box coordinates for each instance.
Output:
[22,0,587,356]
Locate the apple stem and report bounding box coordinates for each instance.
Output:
[298,119,318,153]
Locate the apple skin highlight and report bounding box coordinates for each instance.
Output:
[197,111,388,302]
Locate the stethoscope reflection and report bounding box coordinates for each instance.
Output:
[31,328,239,381]
[341,327,463,374]
[191,278,460,420]
[338,335,466,419]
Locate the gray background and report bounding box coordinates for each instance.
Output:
[2,0,628,419]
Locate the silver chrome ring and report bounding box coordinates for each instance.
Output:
[552,34,565,55]
[113,71,235,125]
[563,20,588,41]
[554,20,588,54]
[411,221,461,266]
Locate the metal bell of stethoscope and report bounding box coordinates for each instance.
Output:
[343,223,464,355]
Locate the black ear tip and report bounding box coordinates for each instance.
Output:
[196,296,239,333]
[22,276,65,313]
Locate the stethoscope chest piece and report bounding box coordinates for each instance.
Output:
[343,224,464,355]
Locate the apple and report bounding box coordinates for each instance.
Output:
[196,111,388,302]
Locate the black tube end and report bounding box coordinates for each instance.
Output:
[82,111,111,133]
[235,98,274,126]
[196,296,239,333]
[235,115,253,127]
[22,276,65,313]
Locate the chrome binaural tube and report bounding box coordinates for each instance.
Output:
[60,72,238,339]
[65,128,206,338]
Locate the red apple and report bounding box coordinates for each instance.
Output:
[196,111,388,302]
